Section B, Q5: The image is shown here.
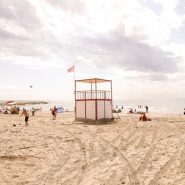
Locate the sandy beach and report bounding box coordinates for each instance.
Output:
[0,112,185,185]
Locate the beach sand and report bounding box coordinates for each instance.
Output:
[0,112,185,185]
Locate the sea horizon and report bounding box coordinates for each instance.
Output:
[1,98,185,114]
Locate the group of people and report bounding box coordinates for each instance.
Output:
[18,106,58,126]
[10,106,20,114]
[13,106,57,127]
[5,104,185,127]
[138,105,149,112]
[128,105,151,122]
[0,106,20,114]
[128,105,149,114]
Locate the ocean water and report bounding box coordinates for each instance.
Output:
[1,99,185,114]
[45,99,185,114]
[113,99,185,114]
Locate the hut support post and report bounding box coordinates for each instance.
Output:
[95,79,97,120]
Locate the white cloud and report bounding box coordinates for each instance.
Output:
[0,0,185,100]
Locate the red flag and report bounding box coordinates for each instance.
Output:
[67,65,75,73]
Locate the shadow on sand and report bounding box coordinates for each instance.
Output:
[74,118,117,125]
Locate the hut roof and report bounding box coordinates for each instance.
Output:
[75,78,111,83]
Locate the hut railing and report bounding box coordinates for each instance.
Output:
[76,90,111,100]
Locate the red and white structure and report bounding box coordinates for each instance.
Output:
[75,78,113,120]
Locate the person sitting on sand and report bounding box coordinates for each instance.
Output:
[51,106,57,120]
[139,113,151,121]
[21,108,29,126]
[129,108,133,114]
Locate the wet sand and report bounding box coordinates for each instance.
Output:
[0,112,185,185]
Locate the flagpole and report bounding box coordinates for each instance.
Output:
[74,64,75,82]
[73,64,76,92]
[67,63,76,118]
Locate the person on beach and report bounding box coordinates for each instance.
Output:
[139,113,151,121]
[31,107,36,116]
[140,113,147,121]
[129,108,133,114]
[145,106,149,112]
[21,108,29,126]
[184,108,185,115]
[51,106,57,120]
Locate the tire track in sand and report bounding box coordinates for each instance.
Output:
[135,128,146,149]
[26,124,79,185]
[76,126,139,185]
[74,126,140,185]
[104,128,147,185]
[34,121,88,185]
[179,143,185,173]
[62,127,112,185]
[64,119,140,184]
[58,128,88,185]
[172,135,185,185]
[136,127,160,176]
[147,128,183,185]
[117,129,138,150]
[148,156,176,185]
[30,141,75,184]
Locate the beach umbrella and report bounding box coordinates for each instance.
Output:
[6,101,14,104]
[6,101,16,105]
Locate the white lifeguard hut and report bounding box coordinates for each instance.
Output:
[75,78,113,121]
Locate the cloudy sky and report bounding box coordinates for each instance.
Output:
[0,0,185,101]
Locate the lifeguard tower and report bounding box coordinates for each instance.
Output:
[75,78,113,121]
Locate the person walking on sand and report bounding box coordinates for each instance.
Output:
[51,106,57,120]
[21,108,29,126]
